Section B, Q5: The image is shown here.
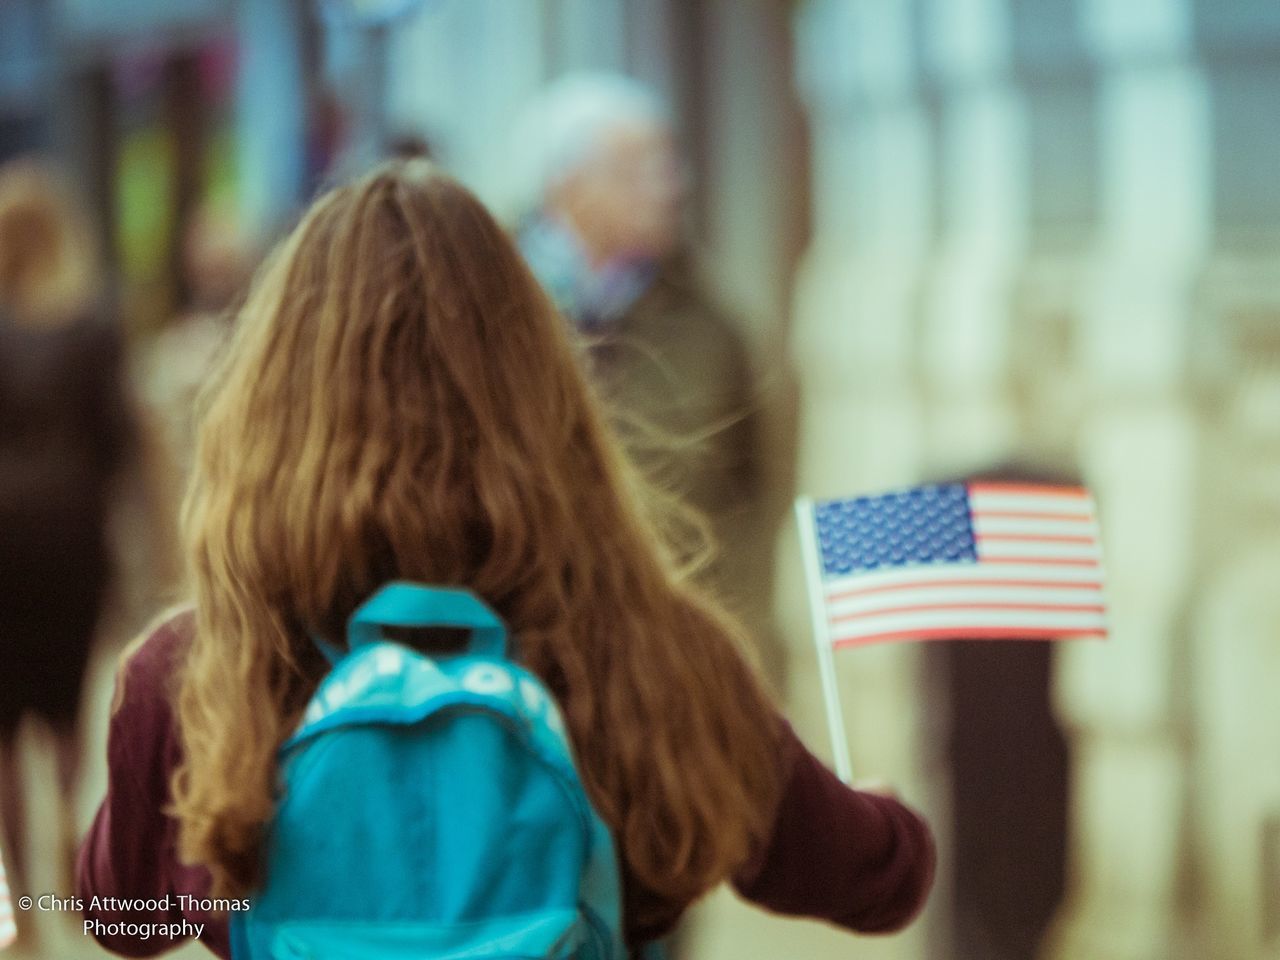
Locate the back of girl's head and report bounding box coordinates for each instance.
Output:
[0,159,98,327]
[189,159,616,632]
[177,160,781,912]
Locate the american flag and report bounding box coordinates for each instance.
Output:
[0,845,15,949]
[811,481,1107,648]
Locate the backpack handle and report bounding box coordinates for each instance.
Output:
[347,582,508,659]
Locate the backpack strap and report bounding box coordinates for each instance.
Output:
[311,635,346,667]
[347,581,508,658]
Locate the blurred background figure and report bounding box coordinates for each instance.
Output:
[511,74,787,685]
[0,160,134,954]
[513,75,684,328]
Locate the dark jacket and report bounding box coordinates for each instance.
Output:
[0,311,132,731]
[582,257,796,686]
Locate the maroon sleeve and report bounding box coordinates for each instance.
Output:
[732,722,936,934]
[76,614,230,959]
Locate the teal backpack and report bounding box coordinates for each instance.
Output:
[229,582,631,960]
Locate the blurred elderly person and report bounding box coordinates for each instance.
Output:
[0,160,135,948]
[511,74,784,680]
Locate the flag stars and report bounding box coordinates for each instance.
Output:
[816,483,978,576]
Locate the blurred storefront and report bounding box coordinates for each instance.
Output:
[0,0,318,336]
[789,1,1280,959]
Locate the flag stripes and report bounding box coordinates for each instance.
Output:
[836,626,1108,646]
[812,481,1107,648]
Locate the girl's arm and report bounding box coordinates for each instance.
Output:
[76,615,230,958]
[732,720,936,933]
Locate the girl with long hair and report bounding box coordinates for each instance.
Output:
[78,160,933,958]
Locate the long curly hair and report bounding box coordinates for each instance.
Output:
[172,160,782,917]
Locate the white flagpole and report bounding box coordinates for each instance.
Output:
[795,496,853,784]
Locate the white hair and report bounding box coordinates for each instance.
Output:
[504,73,670,223]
